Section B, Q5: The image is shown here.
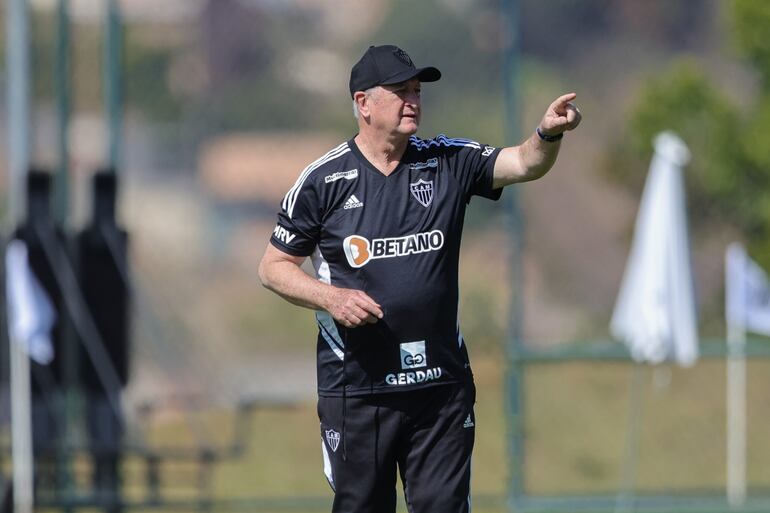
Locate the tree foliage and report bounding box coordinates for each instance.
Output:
[628,61,743,214]
[732,0,770,86]
[611,2,770,265]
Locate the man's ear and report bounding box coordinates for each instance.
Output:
[354,91,370,117]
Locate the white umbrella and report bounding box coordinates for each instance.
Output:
[610,131,699,366]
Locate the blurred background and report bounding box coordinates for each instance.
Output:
[1,0,770,512]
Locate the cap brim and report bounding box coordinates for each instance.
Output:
[380,66,441,86]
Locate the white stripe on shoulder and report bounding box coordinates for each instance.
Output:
[282,141,348,210]
[282,142,350,218]
[409,134,481,150]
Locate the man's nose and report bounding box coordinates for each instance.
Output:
[405,92,420,106]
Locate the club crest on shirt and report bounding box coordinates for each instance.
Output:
[410,179,434,207]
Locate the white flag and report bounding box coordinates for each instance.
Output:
[610,131,699,366]
[726,243,770,335]
[5,239,56,365]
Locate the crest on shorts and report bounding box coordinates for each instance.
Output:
[410,179,434,207]
[393,48,413,67]
[325,429,340,452]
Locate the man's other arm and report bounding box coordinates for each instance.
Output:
[258,244,383,328]
[492,92,581,188]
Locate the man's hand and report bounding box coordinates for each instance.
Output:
[325,287,384,328]
[259,244,383,328]
[492,92,582,187]
[539,92,582,136]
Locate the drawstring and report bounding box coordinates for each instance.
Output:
[341,327,348,461]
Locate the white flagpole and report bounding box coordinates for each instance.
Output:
[9,335,33,513]
[726,323,747,506]
[726,243,747,507]
[7,0,34,510]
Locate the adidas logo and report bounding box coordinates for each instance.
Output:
[463,414,474,429]
[343,194,364,210]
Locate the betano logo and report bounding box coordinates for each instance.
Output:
[342,230,444,268]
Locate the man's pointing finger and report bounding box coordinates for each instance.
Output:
[551,92,577,110]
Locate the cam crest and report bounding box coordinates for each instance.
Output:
[325,429,340,452]
[410,179,434,207]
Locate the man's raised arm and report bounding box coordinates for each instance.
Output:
[492,92,582,188]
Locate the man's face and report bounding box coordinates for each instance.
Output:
[366,78,422,136]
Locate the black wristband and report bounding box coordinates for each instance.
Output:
[536,127,564,142]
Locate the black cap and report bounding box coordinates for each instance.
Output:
[349,45,441,97]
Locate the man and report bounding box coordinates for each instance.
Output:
[258,44,581,513]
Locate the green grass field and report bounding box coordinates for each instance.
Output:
[109,355,770,513]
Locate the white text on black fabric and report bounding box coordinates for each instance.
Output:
[342,230,444,268]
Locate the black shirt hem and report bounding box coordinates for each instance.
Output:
[317,378,462,398]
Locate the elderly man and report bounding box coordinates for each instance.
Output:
[259,44,581,513]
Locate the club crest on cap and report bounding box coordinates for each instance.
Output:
[393,48,413,67]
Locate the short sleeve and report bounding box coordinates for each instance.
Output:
[270,180,322,257]
[442,137,503,203]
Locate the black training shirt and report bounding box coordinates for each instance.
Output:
[270,134,503,397]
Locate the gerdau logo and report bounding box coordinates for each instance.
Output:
[342,230,444,268]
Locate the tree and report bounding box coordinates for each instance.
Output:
[608,3,770,266]
[732,0,770,86]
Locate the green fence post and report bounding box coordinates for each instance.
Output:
[104,0,123,172]
[501,0,524,510]
[55,0,71,225]
[55,3,78,510]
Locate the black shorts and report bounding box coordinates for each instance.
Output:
[317,382,476,513]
